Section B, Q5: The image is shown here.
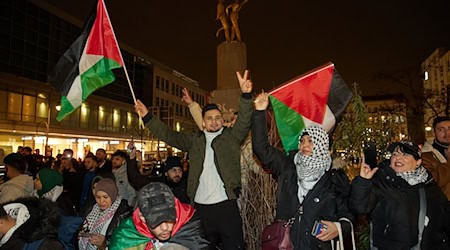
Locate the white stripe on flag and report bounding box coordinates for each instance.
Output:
[302,105,336,132]
[66,75,83,108]
[79,44,103,75]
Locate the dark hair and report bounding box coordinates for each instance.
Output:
[0,206,7,219]
[4,153,27,174]
[433,116,450,128]
[23,147,32,153]
[202,104,221,117]
[85,153,98,162]
[96,148,106,154]
[63,149,74,155]
[111,150,128,160]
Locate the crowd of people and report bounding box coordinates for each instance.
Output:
[0,70,449,249]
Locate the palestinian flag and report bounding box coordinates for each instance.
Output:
[48,0,124,121]
[269,62,352,152]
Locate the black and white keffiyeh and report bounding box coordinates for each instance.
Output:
[0,203,30,247]
[78,196,122,250]
[294,126,331,203]
[396,165,429,186]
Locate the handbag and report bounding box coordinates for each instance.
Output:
[261,220,293,250]
[261,206,302,250]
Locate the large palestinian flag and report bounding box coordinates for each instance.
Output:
[48,0,124,121]
[269,62,352,152]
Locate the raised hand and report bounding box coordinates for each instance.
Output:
[360,154,378,179]
[236,70,253,93]
[254,91,269,111]
[316,220,338,242]
[181,87,193,105]
[134,99,149,117]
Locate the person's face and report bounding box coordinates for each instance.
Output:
[434,121,450,145]
[61,158,71,169]
[95,191,112,211]
[149,221,175,241]
[34,174,43,190]
[202,109,223,132]
[111,156,125,168]
[299,135,314,156]
[390,148,421,173]
[96,151,106,162]
[92,182,98,197]
[165,167,183,183]
[84,157,97,170]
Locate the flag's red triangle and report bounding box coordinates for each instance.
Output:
[270,63,334,124]
[85,0,124,66]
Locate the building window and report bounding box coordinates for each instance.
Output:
[98,106,106,130]
[113,108,120,131]
[156,97,160,106]
[165,80,169,92]
[172,83,175,95]
[156,76,160,89]
[7,92,22,121]
[22,95,36,122]
[80,103,90,129]
[176,84,180,97]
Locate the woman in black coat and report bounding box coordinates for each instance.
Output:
[252,93,355,250]
[350,141,450,250]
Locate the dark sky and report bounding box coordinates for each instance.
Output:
[42,0,450,95]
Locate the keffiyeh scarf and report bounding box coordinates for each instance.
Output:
[396,165,429,186]
[0,203,30,247]
[78,196,122,250]
[294,126,332,203]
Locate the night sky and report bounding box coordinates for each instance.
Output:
[41,0,450,95]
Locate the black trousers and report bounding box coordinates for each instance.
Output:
[195,199,245,249]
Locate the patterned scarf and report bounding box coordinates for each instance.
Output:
[294,126,331,203]
[0,203,30,247]
[396,165,429,186]
[40,185,63,202]
[78,196,122,250]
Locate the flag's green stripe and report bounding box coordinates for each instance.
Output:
[56,96,75,121]
[270,96,305,152]
[81,57,121,100]
[56,57,121,121]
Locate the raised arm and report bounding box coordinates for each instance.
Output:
[228,70,253,143]
[181,87,203,131]
[251,92,286,176]
[126,142,162,191]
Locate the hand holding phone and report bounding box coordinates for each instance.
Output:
[311,220,325,236]
[363,142,377,169]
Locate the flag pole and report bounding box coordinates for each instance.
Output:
[101,0,145,129]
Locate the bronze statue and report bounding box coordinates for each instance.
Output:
[226,0,248,42]
[216,0,231,42]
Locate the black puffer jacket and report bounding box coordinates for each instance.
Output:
[252,111,355,250]
[350,160,450,250]
[0,197,64,250]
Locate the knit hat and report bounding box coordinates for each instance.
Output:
[94,178,118,202]
[163,156,182,172]
[388,140,421,160]
[37,168,63,197]
[138,182,176,228]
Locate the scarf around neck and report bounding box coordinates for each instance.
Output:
[396,165,429,186]
[294,126,331,203]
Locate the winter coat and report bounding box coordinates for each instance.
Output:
[127,158,190,203]
[0,197,64,250]
[421,141,450,200]
[252,110,355,250]
[350,160,450,250]
[112,163,136,206]
[142,93,253,201]
[0,174,34,204]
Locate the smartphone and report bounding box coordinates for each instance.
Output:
[311,220,325,236]
[364,142,377,169]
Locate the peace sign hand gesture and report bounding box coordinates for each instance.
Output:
[236,70,253,93]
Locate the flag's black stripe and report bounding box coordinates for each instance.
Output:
[327,68,352,119]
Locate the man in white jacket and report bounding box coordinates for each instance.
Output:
[0,153,34,203]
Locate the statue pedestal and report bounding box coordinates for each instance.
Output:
[217,41,247,90]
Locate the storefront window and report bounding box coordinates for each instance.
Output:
[98,106,105,130]
[80,103,90,129]
[113,108,120,131]
[35,98,48,123]
[22,95,36,122]
[7,92,22,121]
